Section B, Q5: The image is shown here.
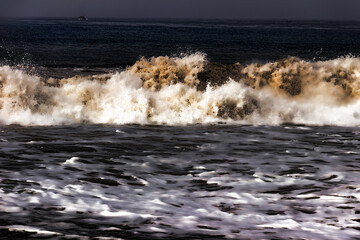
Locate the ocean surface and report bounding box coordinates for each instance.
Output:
[1,19,360,239]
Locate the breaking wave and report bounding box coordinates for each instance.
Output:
[2,53,360,126]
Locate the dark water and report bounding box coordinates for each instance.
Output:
[1,19,360,239]
[1,19,360,69]
[0,125,360,239]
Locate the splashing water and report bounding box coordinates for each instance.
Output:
[1,54,360,126]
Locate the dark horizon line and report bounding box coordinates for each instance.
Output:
[2,16,360,22]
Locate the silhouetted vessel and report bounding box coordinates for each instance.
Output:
[78,16,88,21]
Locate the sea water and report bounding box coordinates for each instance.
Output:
[0,19,360,239]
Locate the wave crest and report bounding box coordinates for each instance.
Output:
[129,53,205,90]
[1,54,360,126]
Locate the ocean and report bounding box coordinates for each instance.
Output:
[0,18,360,239]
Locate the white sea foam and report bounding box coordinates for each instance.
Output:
[1,225,61,236]
[62,157,79,165]
[2,55,360,126]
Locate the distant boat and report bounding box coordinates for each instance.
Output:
[78,16,88,21]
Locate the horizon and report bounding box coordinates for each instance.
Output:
[1,0,360,21]
[3,17,360,22]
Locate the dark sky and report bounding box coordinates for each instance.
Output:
[1,0,359,20]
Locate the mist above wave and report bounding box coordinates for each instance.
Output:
[1,53,360,126]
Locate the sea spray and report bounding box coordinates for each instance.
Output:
[1,54,360,126]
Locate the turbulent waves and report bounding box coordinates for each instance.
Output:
[1,53,360,126]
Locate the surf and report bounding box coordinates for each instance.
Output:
[1,53,360,126]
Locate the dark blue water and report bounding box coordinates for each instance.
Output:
[1,19,360,240]
[1,18,360,68]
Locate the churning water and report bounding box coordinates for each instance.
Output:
[1,19,360,239]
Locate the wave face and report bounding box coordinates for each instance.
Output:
[2,54,360,126]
